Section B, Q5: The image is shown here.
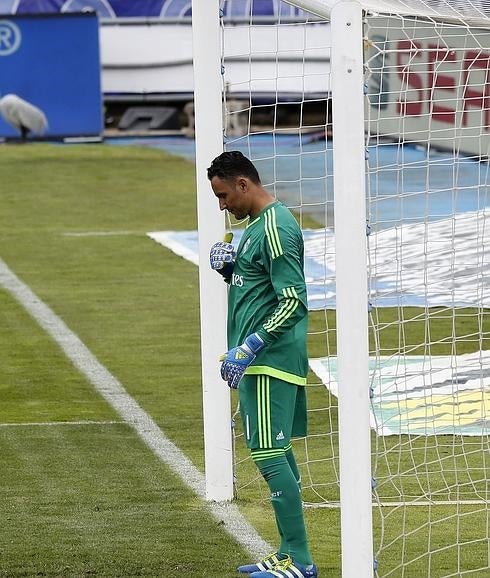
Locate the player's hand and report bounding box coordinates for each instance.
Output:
[220,333,265,389]
[210,240,235,279]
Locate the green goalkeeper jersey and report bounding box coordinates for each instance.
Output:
[227,200,308,385]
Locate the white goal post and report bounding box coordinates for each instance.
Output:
[193,1,490,576]
[191,0,233,502]
[330,3,373,576]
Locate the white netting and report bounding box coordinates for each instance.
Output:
[217,1,490,576]
[363,9,490,576]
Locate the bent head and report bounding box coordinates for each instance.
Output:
[207,151,261,220]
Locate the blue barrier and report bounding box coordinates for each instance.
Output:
[0,12,102,139]
[0,0,304,18]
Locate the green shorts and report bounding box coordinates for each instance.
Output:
[238,374,307,450]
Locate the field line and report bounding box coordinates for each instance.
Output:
[0,257,270,559]
[62,231,139,237]
[0,420,124,428]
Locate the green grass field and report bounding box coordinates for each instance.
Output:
[0,144,251,577]
[0,143,489,577]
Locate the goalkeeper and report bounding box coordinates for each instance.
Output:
[207,151,317,578]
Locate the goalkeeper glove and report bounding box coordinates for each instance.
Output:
[210,240,235,279]
[220,333,265,389]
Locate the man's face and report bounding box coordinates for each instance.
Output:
[210,175,250,220]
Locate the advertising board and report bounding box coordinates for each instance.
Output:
[0,12,102,138]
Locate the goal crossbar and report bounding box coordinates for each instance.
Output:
[285,0,490,26]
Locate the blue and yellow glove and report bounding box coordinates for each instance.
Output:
[210,232,235,280]
[220,333,265,389]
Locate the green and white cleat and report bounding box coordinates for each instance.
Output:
[237,552,289,574]
[249,558,318,578]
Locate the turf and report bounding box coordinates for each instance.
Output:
[0,423,244,577]
[0,144,247,577]
[0,288,117,423]
[0,143,489,577]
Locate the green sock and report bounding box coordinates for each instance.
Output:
[285,443,301,491]
[252,449,313,566]
[278,443,302,555]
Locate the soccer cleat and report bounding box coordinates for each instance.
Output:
[237,552,289,574]
[249,558,318,578]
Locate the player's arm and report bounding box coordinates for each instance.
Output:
[256,278,307,346]
[220,276,306,389]
[220,224,307,388]
[256,226,308,346]
[256,285,307,346]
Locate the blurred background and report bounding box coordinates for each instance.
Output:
[0,1,331,140]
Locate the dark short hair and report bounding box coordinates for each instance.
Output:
[207,151,261,184]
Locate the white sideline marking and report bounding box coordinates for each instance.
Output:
[62,231,139,237]
[0,257,270,559]
[0,420,123,428]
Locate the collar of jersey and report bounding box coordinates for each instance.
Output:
[246,199,280,229]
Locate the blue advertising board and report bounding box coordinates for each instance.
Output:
[0,12,102,138]
[0,0,304,19]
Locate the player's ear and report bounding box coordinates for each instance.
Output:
[236,176,249,193]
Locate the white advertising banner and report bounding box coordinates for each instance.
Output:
[366,17,490,157]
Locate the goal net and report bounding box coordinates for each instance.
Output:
[207,0,490,576]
